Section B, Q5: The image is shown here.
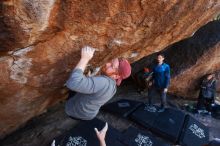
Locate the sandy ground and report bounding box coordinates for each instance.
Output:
[0,80,220,146]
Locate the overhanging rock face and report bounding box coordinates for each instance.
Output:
[168,20,220,98]
[0,0,220,138]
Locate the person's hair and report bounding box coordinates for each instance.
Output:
[157,53,165,58]
[206,73,215,79]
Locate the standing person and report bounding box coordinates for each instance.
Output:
[65,46,131,120]
[148,53,171,112]
[197,74,216,112]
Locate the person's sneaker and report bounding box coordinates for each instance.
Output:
[157,108,165,113]
[198,109,208,114]
[140,90,145,95]
[144,104,157,112]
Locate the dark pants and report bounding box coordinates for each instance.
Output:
[197,92,213,111]
[148,86,167,108]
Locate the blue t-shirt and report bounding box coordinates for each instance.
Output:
[152,63,170,89]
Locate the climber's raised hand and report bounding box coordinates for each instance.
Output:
[81,46,95,62]
[75,46,96,72]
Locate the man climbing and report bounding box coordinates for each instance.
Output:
[65,46,131,120]
[148,53,171,112]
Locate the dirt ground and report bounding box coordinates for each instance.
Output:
[0,80,220,146]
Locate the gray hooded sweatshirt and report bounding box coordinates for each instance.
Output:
[65,69,117,120]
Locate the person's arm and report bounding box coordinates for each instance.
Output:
[164,65,171,92]
[94,123,108,146]
[65,46,96,94]
[212,80,217,102]
[200,80,206,89]
[51,140,55,146]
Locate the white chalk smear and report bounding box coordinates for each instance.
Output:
[9,46,33,84]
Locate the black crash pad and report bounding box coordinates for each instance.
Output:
[130,104,160,129]
[151,108,186,143]
[120,127,171,146]
[211,104,220,119]
[179,115,209,146]
[101,99,142,118]
[54,118,124,146]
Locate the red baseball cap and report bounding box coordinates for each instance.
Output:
[116,59,131,86]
